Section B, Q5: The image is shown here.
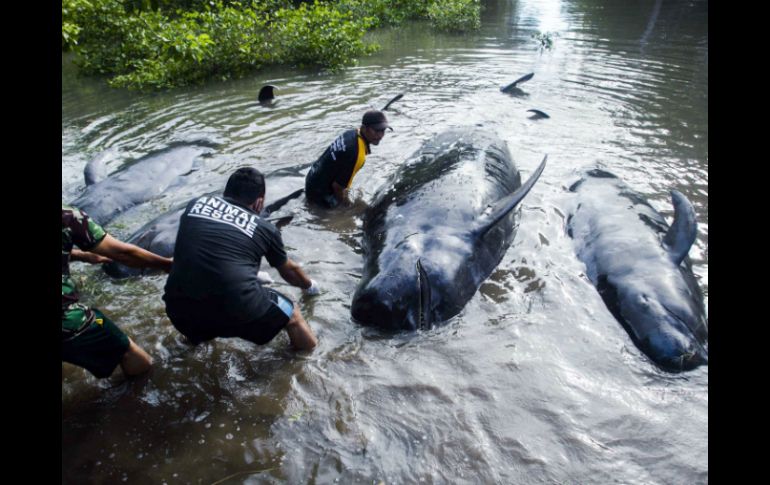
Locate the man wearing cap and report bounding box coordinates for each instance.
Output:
[305,109,392,208]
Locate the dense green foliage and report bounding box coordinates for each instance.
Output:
[270,3,377,69]
[335,0,431,28]
[336,0,482,32]
[427,0,480,32]
[62,0,482,90]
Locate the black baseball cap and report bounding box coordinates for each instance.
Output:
[362,110,393,131]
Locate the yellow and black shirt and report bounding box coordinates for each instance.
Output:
[305,129,370,206]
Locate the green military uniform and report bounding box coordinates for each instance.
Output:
[62,207,129,378]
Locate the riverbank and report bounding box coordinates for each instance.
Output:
[63,0,480,90]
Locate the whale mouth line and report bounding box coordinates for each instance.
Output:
[661,302,687,326]
[661,303,707,347]
[659,303,708,368]
[416,259,433,330]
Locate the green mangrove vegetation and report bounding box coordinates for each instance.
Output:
[62,0,482,90]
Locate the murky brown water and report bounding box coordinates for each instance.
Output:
[62,0,708,482]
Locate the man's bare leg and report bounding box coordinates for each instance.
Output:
[120,338,153,376]
[284,306,318,351]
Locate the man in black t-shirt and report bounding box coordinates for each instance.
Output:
[163,167,319,350]
[305,110,392,208]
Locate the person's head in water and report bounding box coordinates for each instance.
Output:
[360,110,392,146]
[224,167,266,212]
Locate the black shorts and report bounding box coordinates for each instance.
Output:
[307,191,339,209]
[61,308,130,378]
[167,289,294,346]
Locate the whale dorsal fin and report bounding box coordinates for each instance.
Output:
[258,85,276,102]
[663,190,698,265]
[472,156,547,238]
[383,93,404,111]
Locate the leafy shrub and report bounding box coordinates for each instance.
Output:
[270,1,377,69]
[335,0,431,28]
[63,0,481,90]
[427,0,480,32]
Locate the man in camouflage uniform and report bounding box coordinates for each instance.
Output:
[62,206,173,378]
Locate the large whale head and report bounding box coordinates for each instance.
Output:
[598,269,708,372]
[351,231,485,330]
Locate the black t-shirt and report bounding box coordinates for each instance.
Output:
[305,129,368,202]
[163,195,287,323]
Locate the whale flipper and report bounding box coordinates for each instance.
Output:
[473,156,547,238]
[265,215,294,229]
[261,188,303,216]
[663,190,698,265]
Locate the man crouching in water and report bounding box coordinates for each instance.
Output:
[305,110,391,209]
[163,167,320,351]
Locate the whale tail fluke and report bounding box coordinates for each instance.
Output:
[473,155,547,238]
[663,190,697,265]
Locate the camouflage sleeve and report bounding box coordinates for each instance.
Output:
[65,207,107,251]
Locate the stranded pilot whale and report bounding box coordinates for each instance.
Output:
[566,169,708,372]
[72,141,219,224]
[103,186,303,278]
[350,128,546,331]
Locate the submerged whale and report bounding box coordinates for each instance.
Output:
[350,128,546,331]
[566,169,708,372]
[72,141,218,224]
[103,187,304,278]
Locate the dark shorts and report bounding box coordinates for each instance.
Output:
[306,191,339,209]
[166,289,294,346]
[61,308,130,378]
